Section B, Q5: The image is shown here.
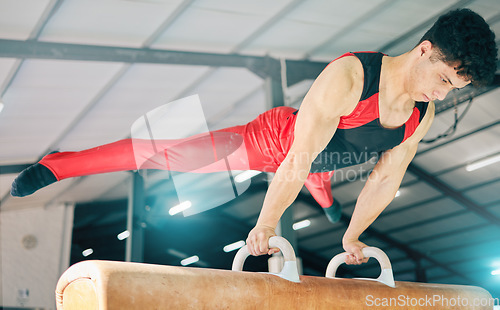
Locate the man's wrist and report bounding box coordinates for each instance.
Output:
[256,213,279,228]
[255,221,276,229]
[342,233,360,244]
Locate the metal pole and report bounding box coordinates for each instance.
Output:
[125,172,146,263]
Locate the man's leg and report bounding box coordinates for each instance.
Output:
[304,171,342,223]
[10,107,295,197]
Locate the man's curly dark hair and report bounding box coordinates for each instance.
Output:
[418,8,498,87]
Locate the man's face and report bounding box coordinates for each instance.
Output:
[409,47,471,102]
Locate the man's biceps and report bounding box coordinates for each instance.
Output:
[295,119,336,144]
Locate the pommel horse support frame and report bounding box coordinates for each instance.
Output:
[56,236,493,309]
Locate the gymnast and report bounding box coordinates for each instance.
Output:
[11,9,497,265]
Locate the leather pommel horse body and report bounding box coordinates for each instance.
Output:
[55,237,493,309]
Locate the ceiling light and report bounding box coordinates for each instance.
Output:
[293,219,311,231]
[492,269,500,276]
[169,201,192,216]
[117,230,130,240]
[234,170,262,183]
[223,240,245,253]
[0,102,4,114]
[181,255,199,266]
[82,248,93,257]
[465,154,500,172]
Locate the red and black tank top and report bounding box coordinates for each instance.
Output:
[309,51,428,173]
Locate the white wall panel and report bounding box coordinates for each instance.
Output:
[1,203,73,309]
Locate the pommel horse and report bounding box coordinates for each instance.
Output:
[55,236,493,309]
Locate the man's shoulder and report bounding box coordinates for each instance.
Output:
[306,55,364,117]
[321,54,365,105]
[322,54,364,87]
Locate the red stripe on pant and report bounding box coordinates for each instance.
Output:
[39,106,335,208]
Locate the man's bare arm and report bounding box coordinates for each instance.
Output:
[342,101,435,264]
[246,56,362,256]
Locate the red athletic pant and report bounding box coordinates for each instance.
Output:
[40,106,334,208]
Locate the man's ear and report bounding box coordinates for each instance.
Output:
[418,40,433,57]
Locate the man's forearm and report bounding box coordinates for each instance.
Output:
[343,174,401,242]
[256,158,311,228]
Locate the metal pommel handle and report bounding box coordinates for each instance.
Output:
[325,247,395,288]
[232,236,300,283]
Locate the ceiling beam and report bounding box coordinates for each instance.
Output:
[0,38,262,67]
[0,39,328,83]
[283,59,328,87]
